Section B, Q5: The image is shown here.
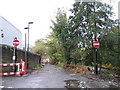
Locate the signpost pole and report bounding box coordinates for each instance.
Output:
[95,49,98,75]
[13,38,19,72]
[13,46,16,72]
[93,41,100,75]
[14,46,17,72]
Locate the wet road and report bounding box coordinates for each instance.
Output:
[1,64,119,88]
[2,64,72,88]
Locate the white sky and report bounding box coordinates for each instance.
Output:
[0,0,119,46]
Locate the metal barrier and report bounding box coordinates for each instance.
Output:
[0,61,26,76]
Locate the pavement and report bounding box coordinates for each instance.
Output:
[1,64,120,89]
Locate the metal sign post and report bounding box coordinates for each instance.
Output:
[12,47,16,72]
[93,40,100,75]
[95,49,98,75]
[13,38,19,72]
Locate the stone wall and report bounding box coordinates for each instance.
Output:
[1,44,40,70]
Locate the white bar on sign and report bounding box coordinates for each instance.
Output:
[13,42,19,44]
[94,44,99,45]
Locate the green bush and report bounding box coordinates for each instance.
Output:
[35,64,42,70]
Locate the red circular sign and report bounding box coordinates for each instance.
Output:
[93,41,100,49]
[13,39,19,47]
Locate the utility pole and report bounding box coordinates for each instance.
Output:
[117,19,120,87]
[24,22,33,69]
[25,33,27,68]
[117,1,120,87]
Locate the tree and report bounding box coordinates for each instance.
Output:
[50,9,74,64]
[69,1,113,47]
[49,1,115,66]
[67,1,115,75]
[32,39,48,57]
[46,32,66,64]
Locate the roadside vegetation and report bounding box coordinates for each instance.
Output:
[32,1,120,77]
[34,64,43,70]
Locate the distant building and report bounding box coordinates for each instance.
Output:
[0,16,22,49]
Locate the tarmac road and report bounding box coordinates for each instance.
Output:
[1,64,119,89]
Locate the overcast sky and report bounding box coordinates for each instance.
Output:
[0,0,119,46]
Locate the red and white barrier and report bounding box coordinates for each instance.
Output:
[0,60,26,76]
[0,63,20,67]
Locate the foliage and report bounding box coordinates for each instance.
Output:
[46,32,66,64]
[48,1,118,67]
[32,38,48,57]
[68,1,114,66]
[50,9,74,64]
[33,1,120,75]
[35,64,42,70]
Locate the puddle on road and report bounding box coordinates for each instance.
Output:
[7,87,13,88]
[0,86,4,88]
[64,78,88,88]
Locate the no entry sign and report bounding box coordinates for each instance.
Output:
[93,41,100,49]
[13,39,19,47]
